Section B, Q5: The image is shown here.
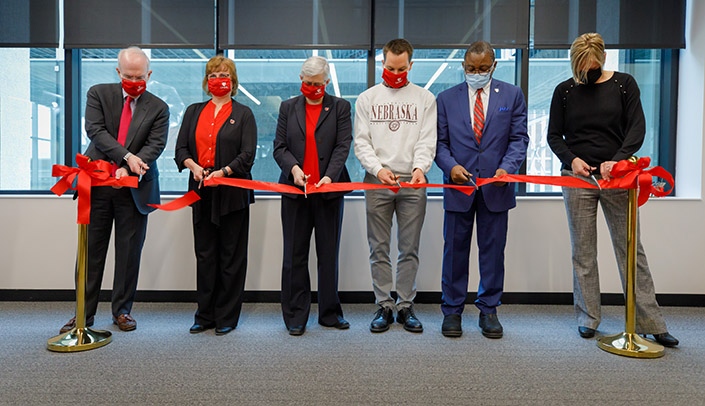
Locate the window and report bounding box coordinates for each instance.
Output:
[79,49,215,192]
[0,48,64,191]
[402,48,517,185]
[229,49,368,185]
[0,0,684,195]
[526,48,664,193]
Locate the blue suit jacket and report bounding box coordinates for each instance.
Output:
[435,79,528,213]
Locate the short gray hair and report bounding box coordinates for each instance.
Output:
[300,56,329,80]
[117,46,150,70]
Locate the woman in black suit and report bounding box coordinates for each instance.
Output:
[175,55,257,335]
[273,56,353,335]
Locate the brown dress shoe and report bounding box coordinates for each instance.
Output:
[113,314,137,331]
[59,316,94,334]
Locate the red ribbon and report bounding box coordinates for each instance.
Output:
[204,177,478,196]
[144,157,674,212]
[598,157,674,206]
[148,190,201,211]
[51,154,138,224]
[477,174,598,189]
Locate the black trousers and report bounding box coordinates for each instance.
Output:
[192,194,250,329]
[280,194,344,328]
[84,186,148,319]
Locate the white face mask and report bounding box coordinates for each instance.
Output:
[465,69,493,89]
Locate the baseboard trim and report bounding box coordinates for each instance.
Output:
[1,290,703,307]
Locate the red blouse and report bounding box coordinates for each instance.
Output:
[303,102,322,184]
[195,100,232,168]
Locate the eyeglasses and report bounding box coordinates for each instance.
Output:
[208,72,231,79]
[302,80,326,87]
[120,73,148,81]
[463,66,493,75]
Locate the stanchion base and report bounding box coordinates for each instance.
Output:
[597,332,664,358]
[47,327,112,353]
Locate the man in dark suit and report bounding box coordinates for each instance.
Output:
[273,56,352,336]
[435,41,528,339]
[60,46,169,333]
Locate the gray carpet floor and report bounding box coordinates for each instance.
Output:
[1,302,704,405]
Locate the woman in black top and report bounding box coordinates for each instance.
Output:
[547,32,678,347]
[175,55,257,336]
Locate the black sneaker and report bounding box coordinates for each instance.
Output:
[397,307,423,333]
[370,307,394,333]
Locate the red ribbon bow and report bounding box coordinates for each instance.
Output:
[600,157,674,206]
[51,154,138,224]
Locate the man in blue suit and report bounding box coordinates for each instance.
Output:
[435,41,528,339]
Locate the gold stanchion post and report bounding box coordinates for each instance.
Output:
[597,158,664,358]
[47,224,112,352]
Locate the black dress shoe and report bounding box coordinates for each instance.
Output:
[370,307,394,333]
[288,325,306,336]
[215,326,234,336]
[578,326,596,338]
[189,323,215,334]
[397,307,423,333]
[653,332,679,347]
[320,316,350,330]
[442,314,462,337]
[479,312,503,339]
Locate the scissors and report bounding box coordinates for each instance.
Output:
[463,169,478,188]
[198,168,210,189]
[591,174,602,190]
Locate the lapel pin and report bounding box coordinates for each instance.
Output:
[230,119,235,124]
[324,107,330,111]
[494,88,499,93]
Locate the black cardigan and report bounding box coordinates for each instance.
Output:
[174,99,257,224]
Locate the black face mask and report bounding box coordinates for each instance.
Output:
[585,67,602,85]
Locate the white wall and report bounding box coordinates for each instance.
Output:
[1,1,703,295]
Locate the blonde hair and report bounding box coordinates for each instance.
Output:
[570,33,606,84]
[202,55,238,96]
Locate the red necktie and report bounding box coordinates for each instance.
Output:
[112,96,133,176]
[117,96,133,146]
[473,88,484,144]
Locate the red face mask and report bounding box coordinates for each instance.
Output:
[208,77,232,97]
[382,69,408,88]
[121,79,147,97]
[300,82,325,100]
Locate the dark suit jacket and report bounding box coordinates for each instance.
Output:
[174,99,257,224]
[84,83,169,214]
[435,79,529,213]
[273,94,352,199]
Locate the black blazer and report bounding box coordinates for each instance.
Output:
[273,93,352,199]
[84,83,170,214]
[174,99,257,224]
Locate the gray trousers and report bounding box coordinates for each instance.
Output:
[364,173,427,310]
[562,170,667,334]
